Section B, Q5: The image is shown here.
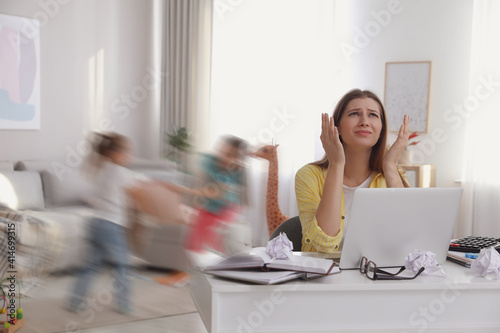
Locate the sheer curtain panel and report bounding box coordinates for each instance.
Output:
[459,0,500,237]
[161,0,212,153]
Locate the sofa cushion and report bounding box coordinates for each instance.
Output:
[15,159,95,208]
[0,171,45,210]
[40,170,95,207]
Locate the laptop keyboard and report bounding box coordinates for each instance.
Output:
[449,236,500,253]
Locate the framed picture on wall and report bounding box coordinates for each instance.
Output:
[384,61,431,133]
[0,13,40,130]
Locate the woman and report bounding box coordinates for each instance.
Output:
[295,89,410,253]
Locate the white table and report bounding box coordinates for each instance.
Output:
[190,261,500,332]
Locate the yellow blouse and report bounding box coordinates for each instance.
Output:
[294,164,409,253]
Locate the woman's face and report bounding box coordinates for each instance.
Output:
[338,97,383,151]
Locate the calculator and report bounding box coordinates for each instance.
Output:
[449,236,500,253]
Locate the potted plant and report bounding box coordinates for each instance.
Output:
[164,126,192,172]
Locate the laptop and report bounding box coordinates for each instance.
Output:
[338,187,463,269]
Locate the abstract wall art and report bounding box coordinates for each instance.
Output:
[0,13,40,130]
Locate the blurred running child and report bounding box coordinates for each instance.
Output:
[68,132,143,314]
[165,135,248,253]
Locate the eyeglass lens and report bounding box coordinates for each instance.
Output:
[360,256,423,280]
[360,257,376,279]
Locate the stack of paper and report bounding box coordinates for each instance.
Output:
[447,251,476,268]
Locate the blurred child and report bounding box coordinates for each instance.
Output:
[68,132,143,314]
[165,135,248,254]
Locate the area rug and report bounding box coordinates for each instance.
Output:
[19,271,197,333]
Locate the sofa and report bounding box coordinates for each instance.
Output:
[0,157,252,282]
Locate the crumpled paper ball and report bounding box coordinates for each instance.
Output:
[266,232,293,259]
[405,249,446,277]
[471,247,500,280]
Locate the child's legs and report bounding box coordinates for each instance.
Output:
[70,218,104,308]
[186,210,219,252]
[99,220,131,310]
[217,205,240,223]
[209,206,239,252]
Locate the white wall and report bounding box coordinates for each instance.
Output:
[0,0,160,165]
[211,0,338,246]
[335,0,473,187]
[0,0,475,189]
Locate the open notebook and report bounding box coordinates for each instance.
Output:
[204,247,339,284]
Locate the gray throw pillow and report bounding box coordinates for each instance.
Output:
[40,170,95,207]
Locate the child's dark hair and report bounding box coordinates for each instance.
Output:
[84,132,129,179]
[93,132,129,158]
[221,134,248,158]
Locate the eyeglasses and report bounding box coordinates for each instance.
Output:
[359,256,425,280]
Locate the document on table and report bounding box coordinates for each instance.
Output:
[206,267,340,285]
[205,247,338,275]
[204,247,341,284]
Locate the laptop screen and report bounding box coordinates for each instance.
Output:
[338,187,462,269]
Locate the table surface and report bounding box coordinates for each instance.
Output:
[203,259,499,290]
[190,256,500,333]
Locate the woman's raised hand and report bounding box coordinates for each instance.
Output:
[320,113,345,167]
[384,115,410,168]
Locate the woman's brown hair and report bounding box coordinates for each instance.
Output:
[311,89,388,173]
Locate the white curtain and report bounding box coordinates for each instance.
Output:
[459,0,500,237]
[210,0,338,246]
[160,0,213,153]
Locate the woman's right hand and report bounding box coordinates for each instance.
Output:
[320,113,345,167]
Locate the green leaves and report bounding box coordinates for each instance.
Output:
[166,126,191,153]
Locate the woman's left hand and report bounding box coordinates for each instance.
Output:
[384,115,410,167]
